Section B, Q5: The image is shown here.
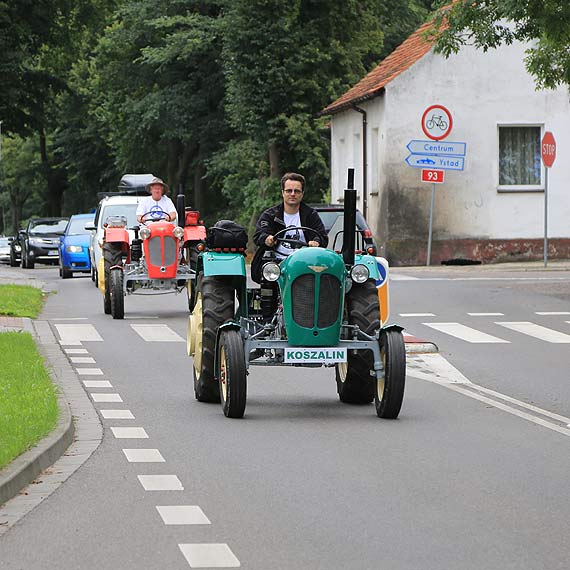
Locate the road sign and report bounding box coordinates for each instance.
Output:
[541,131,556,168]
[421,169,445,184]
[421,105,453,141]
[406,154,464,171]
[407,140,466,156]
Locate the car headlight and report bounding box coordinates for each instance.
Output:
[66,245,83,253]
[173,226,184,239]
[139,227,151,240]
[350,264,369,283]
[262,262,281,282]
[29,238,44,246]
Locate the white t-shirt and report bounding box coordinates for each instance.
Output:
[275,211,306,259]
[136,195,176,222]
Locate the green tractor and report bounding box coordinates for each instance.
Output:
[187,170,406,419]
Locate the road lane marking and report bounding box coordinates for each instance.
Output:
[407,353,470,384]
[91,393,123,402]
[156,506,211,525]
[83,380,112,388]
[100,409,134,419]
[64,348,88,354]
[138,475,183,491]
[467,312,504,316]
[423,322,510,343]
[535,311,570,315]
[123,449,165,462]
[178,544,240,568]
[399,313,435,317]
[76,368,104,375]
[54,323,103,343]
[496,321,570,343]
[70,356,96,364]
[390,274,419,280]
[111,427,148,438]
[131,324,184,342]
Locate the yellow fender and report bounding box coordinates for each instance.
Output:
[97,256,106,293]
[375,257,390,326]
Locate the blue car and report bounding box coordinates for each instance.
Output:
[59,213,95,279]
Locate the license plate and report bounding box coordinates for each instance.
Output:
[48,250,58,256]
[284,347,347,364]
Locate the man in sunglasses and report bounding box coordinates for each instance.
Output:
[251,172,327,285]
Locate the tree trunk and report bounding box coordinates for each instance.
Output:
[268,141,280,180]
[39,131,66,216]
[193,161,206,213]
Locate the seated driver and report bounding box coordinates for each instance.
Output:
[251,173,328,317]
[136,177,177,224]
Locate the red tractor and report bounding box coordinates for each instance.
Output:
[99,194,206,319]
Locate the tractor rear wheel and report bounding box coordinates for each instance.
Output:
[218,329,247,418]
[375,329,406,418]
[103,242,122,315]
[110,268,125,319]
[336,279,379,404]
[191,275,235,402]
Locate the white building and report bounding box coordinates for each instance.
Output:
[321,21,570,265]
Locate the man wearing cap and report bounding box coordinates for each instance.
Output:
[136,177,177,223]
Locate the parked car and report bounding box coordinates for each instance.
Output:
[19,217,69,268]
[0,236,13,264]
[58,213,95,279]
[311,204,377,255]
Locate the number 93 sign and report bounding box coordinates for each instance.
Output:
[422,104,453,141]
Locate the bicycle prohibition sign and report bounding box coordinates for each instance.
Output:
[422,104,453,141]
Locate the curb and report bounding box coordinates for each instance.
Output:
[0,320,75,506]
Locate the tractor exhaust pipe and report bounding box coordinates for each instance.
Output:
[176,192,186,227]
[342,168,356,266]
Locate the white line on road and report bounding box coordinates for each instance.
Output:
[131,324,185,342]
[156,506,211,525]
[138,475,183,491]
[423,322,510,343]
[467,312,504,316]
[496,321,570,343]
[100,409,134,419]
[76,368,104,375]
[54,323,103,343]
[399,313,435,317]
[70,356,96,364]
[64,348,88,354]
[178,544,240,568]
[111,427,148,439]
[535,311,570,315]
[83,380,112,388]
[123,449,165,462]
[91,393,123,403]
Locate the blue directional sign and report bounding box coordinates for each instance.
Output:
[406,154,465,171]
[407,140,466,157]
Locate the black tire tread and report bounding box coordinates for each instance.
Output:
[219,329,247,418]
[376,330,406,418]
[110,268,125,319]
[103,242,122,315]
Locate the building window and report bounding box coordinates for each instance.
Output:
[498,126,541,190]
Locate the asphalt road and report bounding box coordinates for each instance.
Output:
[1,264,570,569]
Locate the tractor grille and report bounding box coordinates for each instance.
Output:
[291,274,315,328]
[148,236,177,266]
[291,273,341,328]
[317,274,341,327]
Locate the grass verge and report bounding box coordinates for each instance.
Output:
[0,284,44,318]
[0,332,59,471]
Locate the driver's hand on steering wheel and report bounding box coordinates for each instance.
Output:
[308,240,319,247]
[265,235,276,247]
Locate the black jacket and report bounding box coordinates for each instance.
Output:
[251,202,328,284]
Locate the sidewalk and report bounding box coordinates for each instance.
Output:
[391,259,570,274]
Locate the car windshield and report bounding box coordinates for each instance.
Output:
[100,204,138,228]
[317,210,367,232]
[67,217,94,235]
[29,220,68,235]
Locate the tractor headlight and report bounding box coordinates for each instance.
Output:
[350,264,369,283]
[66,245,83,253]
[139,227,151,240]
[173,226,184,239]
[262,262,281,282]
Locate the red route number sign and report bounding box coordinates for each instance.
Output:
[541,131,556,168]
[421,169,445,184]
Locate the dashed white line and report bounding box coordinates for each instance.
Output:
[156,506,211,525]
[76,368,104,375]
[111,427,148,439]
[535,311,570,315]
[131,324,185,342]
[100,409,134,419]
[83,380,112,388]
[178,544,240,568]
[55,323,103,343]
[467,312,504,316]
[70,356,96,364]
[423,322,510,343]
[138,475,183,491]
[123,449,165,462]
[64,348,88,354]
[91,393,123,403]
[399,313,435,317]
[496,321,570,343]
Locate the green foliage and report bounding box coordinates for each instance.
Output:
[0,285,45,318]
[431,0,570,89]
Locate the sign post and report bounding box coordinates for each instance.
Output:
[541,131,556,267]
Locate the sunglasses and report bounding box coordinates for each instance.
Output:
[283,188,303,194]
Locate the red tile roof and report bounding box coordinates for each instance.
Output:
[320,20,443,116]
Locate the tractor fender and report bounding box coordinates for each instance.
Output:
[214,321,243,379]
[104,227,130,243]
[183,225,207,242]
[201,251,247,278]
[381,324,404,334]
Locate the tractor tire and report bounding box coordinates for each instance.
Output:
[375,329,406,419]
[192,275,235,402]
[218,328,247,418]
[103,242,122,315]
[335,279,379,404]
[10,250,18,267]
[110,268,125,319]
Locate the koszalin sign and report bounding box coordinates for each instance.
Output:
[421,104,453,141]
[407,140,466,156]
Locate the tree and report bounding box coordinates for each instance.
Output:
[430,0,570,89]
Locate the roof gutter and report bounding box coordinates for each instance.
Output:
[352,105,367,220]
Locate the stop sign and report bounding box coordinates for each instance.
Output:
[541,131,556,168]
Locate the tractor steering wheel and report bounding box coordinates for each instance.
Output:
[272,226,320,249]
[141,210,170,223]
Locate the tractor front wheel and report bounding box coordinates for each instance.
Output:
[103,242,122,315]
[110,268,125,319]
[335,280,379,404]
[218,329,247,418]
[375,329,406,418]
[191,276,235,402]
